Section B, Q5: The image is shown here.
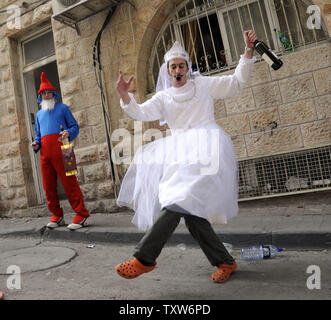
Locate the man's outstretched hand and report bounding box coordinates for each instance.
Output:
[244,30,258,48]
[116,71,134,105]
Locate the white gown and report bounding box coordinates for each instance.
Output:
[117,55,256,230]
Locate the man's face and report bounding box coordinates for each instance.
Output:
[168,58,189,88]
[41,90,54,100]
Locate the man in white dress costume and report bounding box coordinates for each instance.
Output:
[115,30,258,283]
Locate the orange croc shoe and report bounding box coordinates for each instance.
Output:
[115,258,156,279]
[211,261,237,283]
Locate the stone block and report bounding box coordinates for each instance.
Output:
[252,82,282,109]
[75,146,98,165]
[279,73,316,103]
[98,143,109,161]
[54,30,67,47]
[301,118,331,148]
[313,67,331,95]
[57,63,69,80]
[4,189,15,200]
[76,167,84,185]
[85,87,101,107]
[118,40,136,58]
[0,38,8,52]
[114,22,132,42]
[9,125,20,141]
[84,163,105,183]
[6,99,15,114]
[3,142,19,157]
[137,6,155,25]
[12,156,22,170]
[214,99,226,119]
[216,113,250,137]
[81,71,97,91]
[0,200,10,212]
[7,170,24,187]
[0,54,9,67]
[73,109,87,127]
[0,173,8,189]
[0,113,17,128]
[248,61,271,86]
[97,181,114,198]
[279,99,317,126]
[224,88,255,114]
[315,94,331,119]
[56,46,75,64]
[271,43,331,80]
[0,158,11,172]
[74,35,95,57]
[11,198,28,210]
[231,135,247,159]
[299,44,331,71]
[149,0,165,9]
[87,105,102,126]
[92,124,106,144]
[77,54,94,74]
[32,2,52,22]
[245,126,303,157]
[76,127,93,148]
[16,187,26,198]
[249,107,279,133]
[104,161,112,180]
[2,67,11,82]
[81,183,97,201]
[62,76,82,96]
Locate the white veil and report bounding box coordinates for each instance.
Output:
[156,41,201,93]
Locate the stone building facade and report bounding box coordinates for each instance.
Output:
[0,0,330,217]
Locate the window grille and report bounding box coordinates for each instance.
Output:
[148,0,329,93]
[23,31,55,67]
[238,146,331,200]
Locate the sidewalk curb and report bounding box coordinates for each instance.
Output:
[1,227,330,249]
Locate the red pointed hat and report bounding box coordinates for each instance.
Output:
[38,72,56,94]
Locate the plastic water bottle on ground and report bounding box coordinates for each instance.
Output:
[241,245,283,261]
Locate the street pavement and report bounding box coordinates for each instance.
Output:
[0,199,331,301]
[0,238,330,301]
[1,204,331,249]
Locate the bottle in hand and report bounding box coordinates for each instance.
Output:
[254,40,283,70]
[60,125,69,145]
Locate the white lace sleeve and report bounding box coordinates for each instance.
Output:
[120,92,164,122]
[198,55,256,100]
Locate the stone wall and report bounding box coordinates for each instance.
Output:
[0,0,330,217]
[0,0,54,215]
[213,43,331,159]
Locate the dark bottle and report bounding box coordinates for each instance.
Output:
[254,40,283,70]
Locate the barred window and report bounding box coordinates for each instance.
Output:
[148,0,329,93]
[238,146,331,200]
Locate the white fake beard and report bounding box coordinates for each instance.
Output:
[40,98,56,111]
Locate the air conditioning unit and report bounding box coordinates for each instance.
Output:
[52,0,118,33]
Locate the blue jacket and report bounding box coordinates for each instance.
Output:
[34,102,79,152]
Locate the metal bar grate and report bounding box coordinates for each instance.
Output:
[147,0,329,93]
[238,146,331,200]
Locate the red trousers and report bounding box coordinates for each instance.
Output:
[40,134,89,218]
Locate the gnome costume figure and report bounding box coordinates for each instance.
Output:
[115,31,258,283]
[32,72,89,230]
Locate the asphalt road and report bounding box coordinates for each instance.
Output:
[0,237,330,303]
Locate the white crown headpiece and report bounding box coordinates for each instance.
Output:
[164,41,190,63]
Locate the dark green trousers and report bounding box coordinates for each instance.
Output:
[133,208,234,266]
